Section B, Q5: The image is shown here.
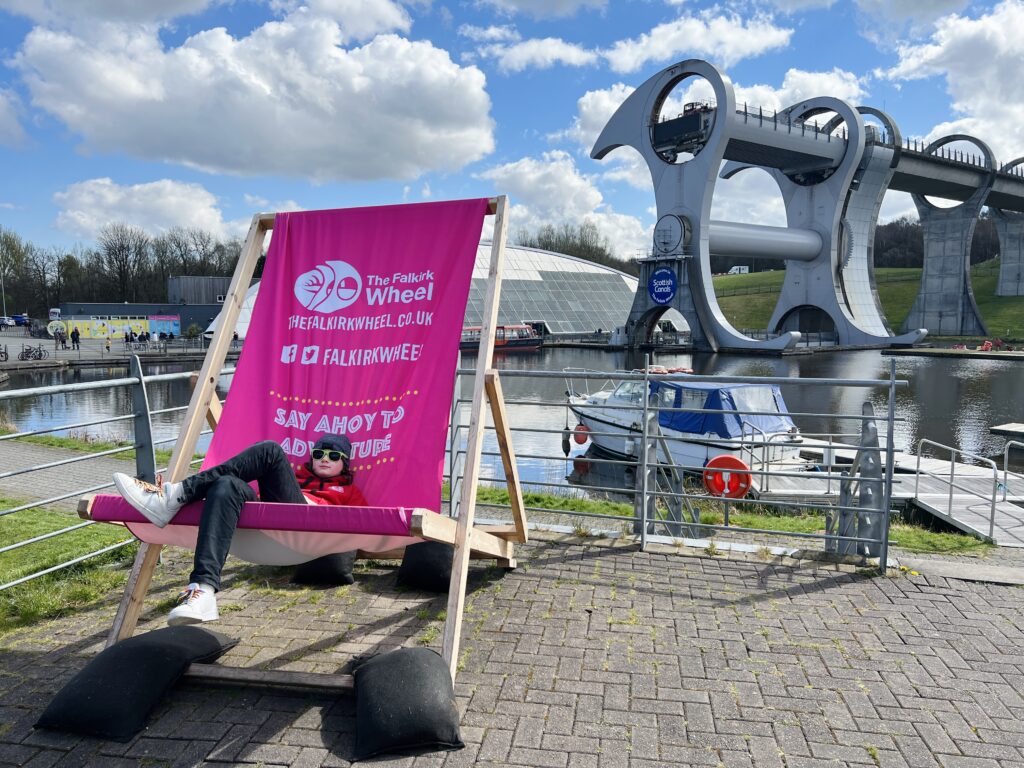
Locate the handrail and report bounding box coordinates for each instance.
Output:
[914,439,999,539]
[1003,440,1024,501]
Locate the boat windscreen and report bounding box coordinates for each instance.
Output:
[653,382,795,438]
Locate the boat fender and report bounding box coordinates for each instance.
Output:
[572,458,590,474]
[702,455,752,499]
[561,428,571,457]
[573,424,591,445]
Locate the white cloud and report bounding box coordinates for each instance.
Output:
[883,0,1024,162]
[604,11,792,73]
[765,0,835,9]
[711,167,787,226]
[13,14,494,182]
[477,150,648,259]
[855,0,968,34]
[481,38,598,73]
[477,0,605,20]
[53,178,248,240]
[0,89,27,147]
[0,0,212,24]
[242,193,303,213]
[457,24,520,42]
[275,0,411,42]
[878,190,916,223]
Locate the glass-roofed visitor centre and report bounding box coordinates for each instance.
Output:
[208,244,645,339]
[465,243,638,335]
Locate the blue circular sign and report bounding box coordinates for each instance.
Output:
[648,267,677,305]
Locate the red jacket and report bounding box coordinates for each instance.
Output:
[294,465,368,506]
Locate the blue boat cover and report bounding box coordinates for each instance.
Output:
[650,381,796,439]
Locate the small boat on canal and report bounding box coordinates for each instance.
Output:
[566,368,803,470]
[461,324,542,353]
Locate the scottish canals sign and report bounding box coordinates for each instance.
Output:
[648,267,677,305]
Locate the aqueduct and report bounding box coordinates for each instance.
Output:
[595,59,1024,352]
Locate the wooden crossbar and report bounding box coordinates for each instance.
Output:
[92,196,521,692]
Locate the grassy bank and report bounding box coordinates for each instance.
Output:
[0,494,138,635]
[0,425,197,471]
[474,486,993,556]
[714,261,1024,339]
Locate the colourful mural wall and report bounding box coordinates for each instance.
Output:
[63,316,181,339]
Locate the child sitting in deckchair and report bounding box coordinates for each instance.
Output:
[112,435,366,625]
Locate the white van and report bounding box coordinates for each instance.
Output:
[727,266,750,275]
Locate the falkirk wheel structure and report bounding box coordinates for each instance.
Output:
[594,59,1024,351]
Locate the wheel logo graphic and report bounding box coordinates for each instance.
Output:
[294,260,362,313]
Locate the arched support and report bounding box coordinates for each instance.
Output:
[592,59,798,352]
[748,96,905,347]
[901,135,993,336]
[992,157,1024,297]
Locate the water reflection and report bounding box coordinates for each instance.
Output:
[2,363,233,453]
[3,348,1022,490]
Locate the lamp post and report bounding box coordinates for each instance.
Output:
[0,264,6,320]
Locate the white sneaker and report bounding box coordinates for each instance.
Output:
[168,583,219,626]
[112,473,186,528]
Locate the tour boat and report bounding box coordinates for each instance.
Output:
[460,324,542,352]
[566,369,803,470]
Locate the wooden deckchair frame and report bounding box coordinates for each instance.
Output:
[89,196,525,687]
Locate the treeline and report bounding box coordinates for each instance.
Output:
[0,214,1005,319]
[873,214,998,268]
[516,221,640,277]
[514,216,1003,275]
[0,224,242,318]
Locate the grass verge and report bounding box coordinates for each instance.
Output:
[714,262,1024,339]
[473,485,993,555]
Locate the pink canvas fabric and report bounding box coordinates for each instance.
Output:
[209,199,488,505]
[139,199,490,562]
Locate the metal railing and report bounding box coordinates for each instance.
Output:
[1,358,906,593]
[452,363,904,571]
[1003,440,1024,501]
[0,357,226,591]
[914,439,999,539]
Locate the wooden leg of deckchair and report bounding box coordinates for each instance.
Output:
[484,371,527,543]
[106,542,162,647]
[441,196,509,681]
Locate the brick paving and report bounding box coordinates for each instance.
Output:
[1,531,1024,767]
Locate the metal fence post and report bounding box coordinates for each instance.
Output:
[130,355,157,483]
[639,357,651,550]
[878,360,897,574]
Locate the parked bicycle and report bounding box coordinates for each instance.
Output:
[18,343,49,361]
[0,344,7,362]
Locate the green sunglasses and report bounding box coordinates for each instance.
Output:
[311,449,346,461]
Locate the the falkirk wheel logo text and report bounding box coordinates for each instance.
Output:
[648,267,677,305]
[294,260,363,313]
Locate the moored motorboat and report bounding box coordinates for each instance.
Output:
[461,324,542,352]
[566,369,803,471]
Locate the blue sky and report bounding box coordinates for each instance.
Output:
[1,0,1020,258]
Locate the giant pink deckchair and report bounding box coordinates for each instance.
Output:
[79,196,527,688]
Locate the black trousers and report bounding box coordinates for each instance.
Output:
[181,441,305,590]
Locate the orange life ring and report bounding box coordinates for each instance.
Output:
[572,458,591,474]
[702,455,752,499]
[573,424,591,444]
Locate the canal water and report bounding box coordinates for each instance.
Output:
[2,348,1022,491]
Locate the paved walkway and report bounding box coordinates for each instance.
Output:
[2,534,1024,768]
[3,441,1024,766]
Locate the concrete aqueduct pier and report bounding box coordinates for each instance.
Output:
[594,59,1024,352]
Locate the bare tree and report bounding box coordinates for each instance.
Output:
[98,223,150,302]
